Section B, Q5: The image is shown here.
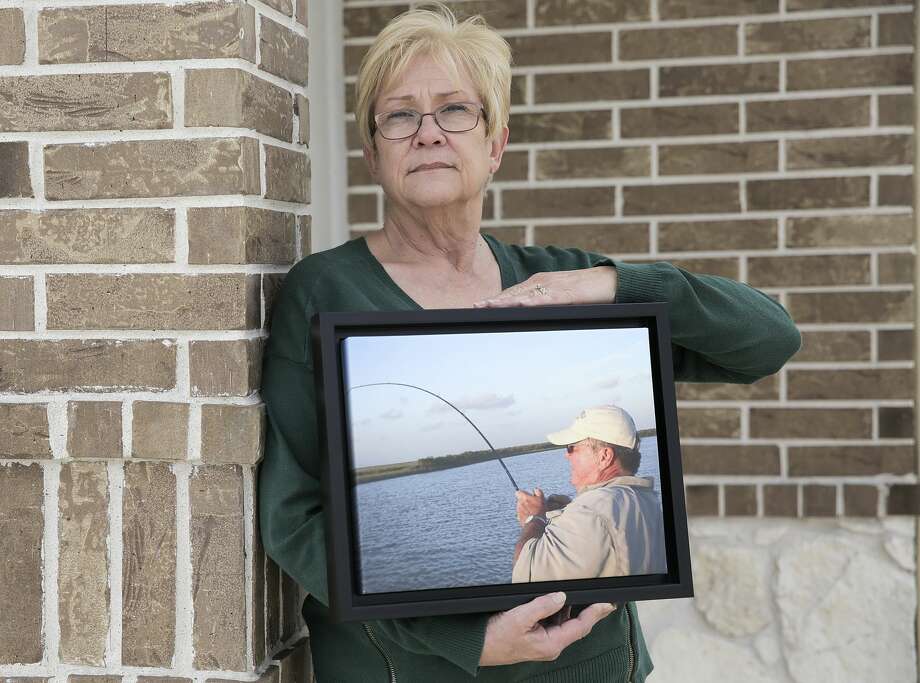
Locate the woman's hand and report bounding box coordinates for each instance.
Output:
[479,592,616,666]
[473,266,618,308]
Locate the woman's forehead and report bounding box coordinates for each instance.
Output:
[378,58,476,104]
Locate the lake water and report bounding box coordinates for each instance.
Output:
[353,440,662,594]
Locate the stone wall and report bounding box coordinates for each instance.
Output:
[0,0,312,680]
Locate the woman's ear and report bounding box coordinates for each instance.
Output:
[363,144,379,182]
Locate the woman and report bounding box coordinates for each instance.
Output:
[258,3,801,681]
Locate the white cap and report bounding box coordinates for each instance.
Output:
[547,405,639,450]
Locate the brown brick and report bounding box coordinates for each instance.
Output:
[659,141,777,175]
[503,187,614,218]
[803,485,836,517]
[879,407,913,438]
[0,340,176,393]
[660,0,776,18]
[186,69,292,141]
[47,274,260,330]
[536,147,650,179]
[621,103,738,138]
[879,94,912,127]
[536,0,648,24]
[0,405,50,459]
[265,556,281,649]
[685,484,719,516]
[296,0,307,27]
[746,17,870,55]
[788,368,914,400]
[750,408,871,439]
[436,1,529,28]
[343,5,408,37]
[39,2,255,63]
[137,678,192,683]
[44,138,260,200]
[620,25,737,61]
[508,33,611,66]
[188,207,295,265]
[261,0,292,16]
[748,254,869,287]
[281,571,305,641]
[677,407,740,438]
[888,484,920,515]
[623,183,740,215]
[0,142,33,198]
[0,208,174,264]
[844,485,878,517]
[0,9,25,64]
[533,223,649,254]
[790,0,906,8]
[682,445,779,475]
[630,256,740,279]
[677,374,778,400]
[660,62,778,97]
[59,462,109,665]
[724,485,757,516]
[190,340,262,397]
[67,402,122,459]
[746,96,870,132]
[794,330,870,362]
[511,75,527,105]
[132,402,188,461]
[122,462,175,666]
[747,176,869,210]
[0,463,43,663]
[787,135,912,170]
[879,329,913,361]
[659,220,777,252]
[277,639,312,683]
[788,291,911,324]
[509,110,612,143]
[260,17,308,86]
[494,151,528,182]
[0,277,33,331]
[790,446,915,477]
[200,404,265,464]
[69,677,121,683]
[296,94,310,146]
[879,252,913,284]
[348,193,378,224]
[764,485,798,517]
[298,214,311,256]
[0,73,172,132]
[191,465,246,670]
[879,175,912,206]
[265,146,310,203]
[879,12,912,46]
[348,156,373,187]
[788,54,912,91]
[535,70,649,103]
[786,213,912,248]
[251,484,267,666]
[481,226,526,245]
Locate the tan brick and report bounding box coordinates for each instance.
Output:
[481,226,526,245]
[298,214,312,256]
[261,0,292,16]
[503,187,614,218]
[493,150,528,182]
[122,462,175,666]
[0,405,51,459]
[764,485,798,517]
[344,5,409,37]
[59,462,109,665]
[186,69,292,141]
[0,340,176,393]
[677,407,740,438]
[535,69,649,103]
[191,465,246,670]
[844,485,878,517]
[803,485,836,517]
[0,208,174,264]
[745,17,870,55]
[188,207,295,265]
[0,277,33,331]
[251,483,267,666]
[879,12,912,46]
[623,183,740,215]
[47,274,260,330]
[790,446,915,476]
[750,408,871,439]
[686,484,719,516]
[788,291,912,324]
[533,223,649,254]
[660,0,776,18]
[677,375,777,400]
[0,142,33,198]
[348,193,378,224]
[880,94,912,127]
[265,146,310,203]
[659,141,777,175]
[786,135,912,170]
[747,176,869,210]
[131,402,188,461]
[536,147,650,179]
[536,0,648,24]
[658,220,777,252]
[260,17,308,86]
[788,54,912,91]
[683,445,780,475]
[0,463,43,663]
[508,33,611,66]
[724,485,757,516]
[45,137,260,200]
[137,678,192,683]
[201,404,265,464]
[69,676,121,683]
[39,2,255,63]
[880,406,912,438]
[748,254,869,287]
[620,25,737,61]
[296,94,310,146]
[261,273,283,331]
[621,103,738,138]
[794,330,870,362]
[746,96,870,132]
[879,252,913,285]
[786,213,912,248]
[508,110,612,142]
[879,175,912,206]
[790,0,904,8]
[67,402,122,459]
[295,0,307,28]
[660,62,779,97]
[879,329,912,361]
[788,368,914,400]
[0,9,25,65]
[190,340,262,397]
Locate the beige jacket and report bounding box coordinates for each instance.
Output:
[512,475,668,583]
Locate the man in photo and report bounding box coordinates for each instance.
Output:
[511,405,667,584]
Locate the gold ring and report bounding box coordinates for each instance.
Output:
[534,285,549,296]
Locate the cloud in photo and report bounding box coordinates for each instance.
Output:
[427,392,516,414]
[380,408,403,420]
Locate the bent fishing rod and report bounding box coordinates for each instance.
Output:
[348,381,520,491]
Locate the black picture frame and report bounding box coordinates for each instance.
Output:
[311,303,693,622]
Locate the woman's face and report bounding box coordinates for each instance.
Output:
[364,55,509,212]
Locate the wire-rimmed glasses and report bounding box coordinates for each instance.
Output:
[372,101,485,140]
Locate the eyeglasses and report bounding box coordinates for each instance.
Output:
[565,443,580,454]
[372,101,485,140]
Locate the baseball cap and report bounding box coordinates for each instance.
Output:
[547,405,639,450]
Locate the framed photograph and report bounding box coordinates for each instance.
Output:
[311,303,693,622]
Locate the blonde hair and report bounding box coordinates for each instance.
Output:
[354,1,512,153]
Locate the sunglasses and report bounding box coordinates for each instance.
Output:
[565,443,578,454]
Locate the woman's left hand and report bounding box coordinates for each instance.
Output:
[473,266,618,308]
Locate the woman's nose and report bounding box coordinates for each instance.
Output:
[414,113,445,143]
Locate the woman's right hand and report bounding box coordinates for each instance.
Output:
[478,592,616,666]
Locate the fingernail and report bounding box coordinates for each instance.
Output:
[603,603,616,613]
[553,592,566,605]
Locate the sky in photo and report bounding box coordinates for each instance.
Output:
[342,326,657,468]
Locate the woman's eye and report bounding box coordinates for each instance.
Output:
[444,104,470,112]
[387,110,415,119]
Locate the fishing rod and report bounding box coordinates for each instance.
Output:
[348,381,520,490]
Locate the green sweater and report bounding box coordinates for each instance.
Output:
[258,234,801,682]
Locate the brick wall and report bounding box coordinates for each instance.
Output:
[343,0,917,518]
[0,0,311,678]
